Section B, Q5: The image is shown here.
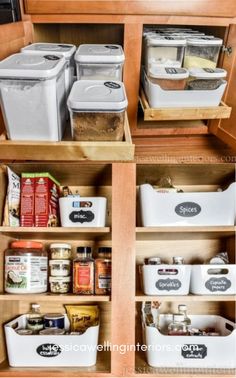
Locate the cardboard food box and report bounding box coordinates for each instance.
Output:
[20,173,35,227]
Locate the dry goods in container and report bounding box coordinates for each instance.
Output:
[184,37,223,69]
[73,247,95,294]
[148,67,189,90]
[49,276,71,293]
[50,243,72,259]
[3,167,20,227]
[95,247,112,295]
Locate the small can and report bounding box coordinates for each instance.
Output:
[39,328,65,335]
[148,257,162,265]
[173,256,184,264]
[16,329,33,335]
[44,313,65,329]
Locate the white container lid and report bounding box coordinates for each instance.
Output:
[49,260,71,265]
[21,43,76,59]
[149,67,189,80]
[75,44,125,64]
[147,35,186,46]
[189,67,227,78]
[187,36,223,46]
[67,80,128,111]
[0,53,66,79]
[49,276,71,282]
[50,243,72,249]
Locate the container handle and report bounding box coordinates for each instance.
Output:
[158,269,178,275]
[207,268,229,275]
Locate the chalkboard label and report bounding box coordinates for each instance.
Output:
[156,278,182,291]
[205,277,231,292]
[37,344,61,358]
[182,344,207,359]
[175,202,201,217]
[104,82,121,89]
[69,210,95,223]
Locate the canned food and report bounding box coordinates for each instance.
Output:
[39,328,65,335]
[44,313,65,329]
[16,328,33,335]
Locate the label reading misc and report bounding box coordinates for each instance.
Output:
[181,344,207,359]
[44,55,60,61]
[105,45,119,49]
[205,277,231,292]
[155,278,182,291]
[37,344,61,358]
[104,81,121,89]
[175,202,201,217]
[69,210,95,223]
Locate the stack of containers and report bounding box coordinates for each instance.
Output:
[49,243,72,294]
[67,44,128,141]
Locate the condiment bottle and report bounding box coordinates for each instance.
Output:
[173,256,184,264]
[73,247,94,295]
[95,247,111,295]
[168,313,189,336]
[178,304,191,326]
[27,304,44,334]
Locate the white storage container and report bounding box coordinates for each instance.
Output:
[142,314,236,368]
[190,265,236,295]
[184,37,223,69]
[67,80,128,141]
[21,43,76,96]
[188,67,227,91]
[5,315,99,367]
[59,196,107,227]
[142,264,191,295]
[75,44,125,81]
[142,69,227,108]
[139,182,236,227]
[148,67,189,90]
[0,53,67,141]
[145,35,186,74]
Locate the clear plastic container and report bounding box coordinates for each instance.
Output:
[67,80,128,141]
[49,276,71,293]
[148,67,189,90]
[75,44,125,81]
[0,53,67,141]
[188,67,227,90]
[49,260,71,277]
[145,36,186,74]
[50,243,72,260]
[184,37,223,69]
[168,313,189,336]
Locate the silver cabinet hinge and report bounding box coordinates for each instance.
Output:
[222,45,233,56]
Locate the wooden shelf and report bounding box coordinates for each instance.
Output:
[0,227,111,240]
[140,89,232,122]
[136,226,236,240]
[135,292,236,302]
[0,293,111,302]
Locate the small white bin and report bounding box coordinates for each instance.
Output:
[5,315,99,367]
[143,314,236,368]
[21,43,76,97]
[75,44,125,81]
[139,183,236,227]
[190,265,236,295]
[142,265,191,295]
[0,53,67,141]
[142,69,227,108]
[59,196,107,227]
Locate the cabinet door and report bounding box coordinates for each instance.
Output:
[209,24,236,151]
[0,21,33,136]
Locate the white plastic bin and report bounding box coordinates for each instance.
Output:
[143,314,236,368]
[190,265,236,295]
[75,44,125,81]
[21,43,76,96]
[5,315,99,367]
[59,196,107,227]
[0,53,67,141]
[139,183,236,227]
[142,265,191,295]
[142,69,227,108]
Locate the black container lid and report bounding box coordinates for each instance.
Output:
[77,246,92,253]
[98,247,112,253]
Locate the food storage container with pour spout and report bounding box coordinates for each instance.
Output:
[184,36,223,69]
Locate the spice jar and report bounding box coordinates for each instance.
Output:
[50,243,72,260]
[49,260,71,277]
[148,67,189,90]
[95,247,112,295]
[49,276,71,294]
[73,247,94,295]
[5,241,48,294]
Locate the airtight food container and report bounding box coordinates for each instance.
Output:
[75,44,125,81]
[145,35,186,74]
[148,67,189,90]
[188,67,227,90]
[21,43,76,96]
[0,53,67,141]
[184,37,223,69]
[67,80,128,141]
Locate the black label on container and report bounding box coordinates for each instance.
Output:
[105,45,119,49]
[37,344,61,358]
[181,344,207,359]
[203,68,215,73]
[104,82,121,89]
[205,277,231,292]
[69,210,95,223]
[175,202,201,217]
[44,55,60,60]
[155,278,182,291]
[58,44,71,49]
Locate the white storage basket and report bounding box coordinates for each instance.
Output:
[190,265,236,295]
[59,197,107,227]
[143,314,236,368]
[139,183,236,227]
[142,69,227,108]
[142,265,191,295]
[5,315,99,367]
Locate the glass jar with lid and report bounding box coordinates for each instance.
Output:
[95,247,112,295]
[50,243,72,260]
[168,313,189,336]
[5,241,48,294]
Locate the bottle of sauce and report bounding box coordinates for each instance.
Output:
[27,303,44,334]
[95,247,111,295]
[168,313,189,336]
[73,247,94,295]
